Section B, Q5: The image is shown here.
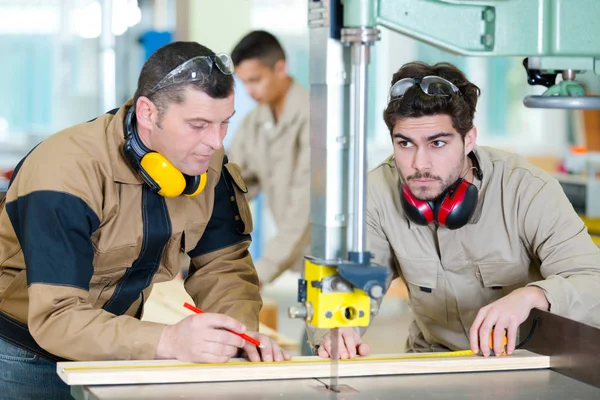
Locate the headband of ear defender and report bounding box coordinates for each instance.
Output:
[123,106,207,197]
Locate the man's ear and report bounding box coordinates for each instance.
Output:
[273,59,287,78]
[464,126,477,154]
[135,97,157,131]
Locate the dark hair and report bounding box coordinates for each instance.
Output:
[134,41,234,120]
[383,62,481,138]
[231,30,285,68]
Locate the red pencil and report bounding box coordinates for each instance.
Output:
[183,302,264,349]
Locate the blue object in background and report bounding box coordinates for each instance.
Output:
[0,35,53,135]
[139,31,173,61]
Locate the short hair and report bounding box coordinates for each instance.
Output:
[134,41,234,120]
[383,62,481,138]
[231,30,285,68]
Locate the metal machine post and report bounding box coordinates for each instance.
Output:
[288,0,389,334]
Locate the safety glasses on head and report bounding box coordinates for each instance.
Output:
[388,76,461,102]
[147,53,234,96]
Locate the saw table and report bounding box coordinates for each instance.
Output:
[61,310,600,399]
[69,369,598,400]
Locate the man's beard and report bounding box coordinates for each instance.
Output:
[405,153,465,202]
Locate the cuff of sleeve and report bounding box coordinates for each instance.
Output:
[305,325,329,352]
[131,321,167,360]
[526,277,559,314]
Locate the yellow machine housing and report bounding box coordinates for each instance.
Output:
[303,259,371,329]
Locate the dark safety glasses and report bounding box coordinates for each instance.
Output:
[147,53,234,96]
[388,76,461,102]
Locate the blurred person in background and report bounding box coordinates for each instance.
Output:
[229,30,311,355]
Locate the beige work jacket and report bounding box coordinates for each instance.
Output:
[367,146,600,352]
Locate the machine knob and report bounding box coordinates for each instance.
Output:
[288,304,309,320]
[368,284,384,299]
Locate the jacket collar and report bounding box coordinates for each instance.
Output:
[107,99,144,185]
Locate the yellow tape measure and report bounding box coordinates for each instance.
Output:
[62,350,475,372]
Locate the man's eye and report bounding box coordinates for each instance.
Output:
[398,141,413,148]
[191,124,207,130]
[432,140,446,148]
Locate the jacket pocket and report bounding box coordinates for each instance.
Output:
[398,258,447,324]
[93,244,139,272]
[476,261,529,301]
[223,162,253,235]
[0,339,38,362]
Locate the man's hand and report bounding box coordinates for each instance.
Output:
[316,327,369,359]
[156,313,247,363]
[469,286,550,357]
[240,332,292,362]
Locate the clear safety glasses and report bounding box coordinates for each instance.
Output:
[388,76,461,102]
[147,53,234,96]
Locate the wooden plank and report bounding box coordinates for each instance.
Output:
[57,350,549,386]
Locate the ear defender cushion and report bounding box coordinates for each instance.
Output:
[400,183,435,226]
[183,173,207,197]
[139,152,186,197]
[436,179,478,230]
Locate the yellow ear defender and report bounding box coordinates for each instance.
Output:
[123,106,207,197]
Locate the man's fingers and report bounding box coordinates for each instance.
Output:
[341,330,357,358]
[506,319,519,355]
[260,338,274,362]
[282,349,292,361]
[479,312,498,357]
[492,317,508,357]
[205,329,246,348]
[244,343,261,362]
[201,342,239,358]
[196,353,230,364]
[201,313,246,334]
[317,345,331,359]
[271,341,284,362]
[469,307,487,354]
[357,343,370,357]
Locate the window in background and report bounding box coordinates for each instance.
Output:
[0,0,144,169]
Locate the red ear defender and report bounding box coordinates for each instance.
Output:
[400,179,478,230]
[435,178,478,230]
[400,183,435,226]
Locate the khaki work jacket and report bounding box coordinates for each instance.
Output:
[367,146,600,351]
[0,100,261,361]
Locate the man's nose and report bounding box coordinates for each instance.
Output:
[412,147,431,171]
[203,124,223,150]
